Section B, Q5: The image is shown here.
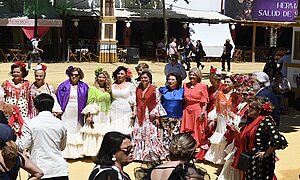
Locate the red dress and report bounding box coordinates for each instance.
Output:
[180,82,208,146]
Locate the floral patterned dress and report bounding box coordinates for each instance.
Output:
[132,84,167,161]
[28,83,62,119]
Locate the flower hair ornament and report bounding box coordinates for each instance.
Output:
[65,66,75,76]
[127,68,133,78]
[94,67,103,76]
[210,66,222,76]
[261,101,273,113]
[14,61,26,68]
[34,64,47,71]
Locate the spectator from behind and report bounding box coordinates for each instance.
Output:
[0,139,43,180]
[151,133,209,180]
[19,93,68,179]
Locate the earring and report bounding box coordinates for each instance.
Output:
[112,155,116,162]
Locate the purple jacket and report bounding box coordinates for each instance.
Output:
[56,79,89,126]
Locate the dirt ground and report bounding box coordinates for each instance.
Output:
[0,61,299,180]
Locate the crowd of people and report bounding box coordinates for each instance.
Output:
[0,59,290,180]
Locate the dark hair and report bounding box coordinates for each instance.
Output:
[66,66,84,80]
[10,64,28,78]
[139,69,153,84]
[166,72,182,89]
[275,71,283,77]
[112,66,131,82]
[223,75,236,84]
[94,132,131,166]
[34,93,54,112]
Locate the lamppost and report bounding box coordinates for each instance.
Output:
[34,0,38,38]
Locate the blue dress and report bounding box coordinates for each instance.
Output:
[159,86,184,118]
[159,86,184,147]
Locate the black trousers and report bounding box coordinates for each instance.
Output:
[282,91,296,107]
[221,55,231,71]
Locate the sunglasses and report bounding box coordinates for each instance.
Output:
[70,74,79,77]
[119,146,133,155]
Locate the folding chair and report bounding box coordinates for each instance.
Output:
[69,50,78,62]
[0,48,11,62]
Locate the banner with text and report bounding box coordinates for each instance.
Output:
[225,0,298,22]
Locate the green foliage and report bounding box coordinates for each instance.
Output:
[54,0,75,16]
[24,0,57,18]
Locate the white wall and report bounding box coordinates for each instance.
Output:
[190,23,234,57]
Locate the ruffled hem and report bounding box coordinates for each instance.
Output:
[110,113,133,135]
[207,108,217,121]
[80,122,110,135]
[209,132,226,144]
[82,104,99,115]
[217,159,242,180]
[204,143,227,165]
[81,133,104,156]
[66,132,83,145]
[62,144,83,159]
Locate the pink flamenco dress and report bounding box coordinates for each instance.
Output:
[180,82,208,146]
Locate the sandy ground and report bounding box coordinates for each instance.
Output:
[0,60,299,180]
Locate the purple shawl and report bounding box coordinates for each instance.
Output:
[56,79,89,126]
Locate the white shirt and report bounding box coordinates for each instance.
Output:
[32,40,39,53]
[18,111,68,178]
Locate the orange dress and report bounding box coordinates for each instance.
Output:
[180,82,208,146]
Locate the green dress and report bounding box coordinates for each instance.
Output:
[81,86,111,156]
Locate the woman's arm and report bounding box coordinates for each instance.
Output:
[20,153,44,180]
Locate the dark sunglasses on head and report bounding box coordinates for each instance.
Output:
[70,74,79,77]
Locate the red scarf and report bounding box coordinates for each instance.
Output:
[233,115,265,168]
[9,105,24,137]
[136,85,157,126]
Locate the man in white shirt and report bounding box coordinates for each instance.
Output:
[18,93,68,180]
[28,37,43,70]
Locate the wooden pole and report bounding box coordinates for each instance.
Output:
[251,23,256,62]
[162,0,168,50]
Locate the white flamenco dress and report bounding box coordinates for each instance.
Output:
[61,86,83,159]
[217,102,247,180]
[81,86,111,156]
[109,82,136,134]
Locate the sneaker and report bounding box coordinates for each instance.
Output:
[227,69,230,72]
[221,69,225,71]
[201,65,205,70]
[186,68,190,71]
